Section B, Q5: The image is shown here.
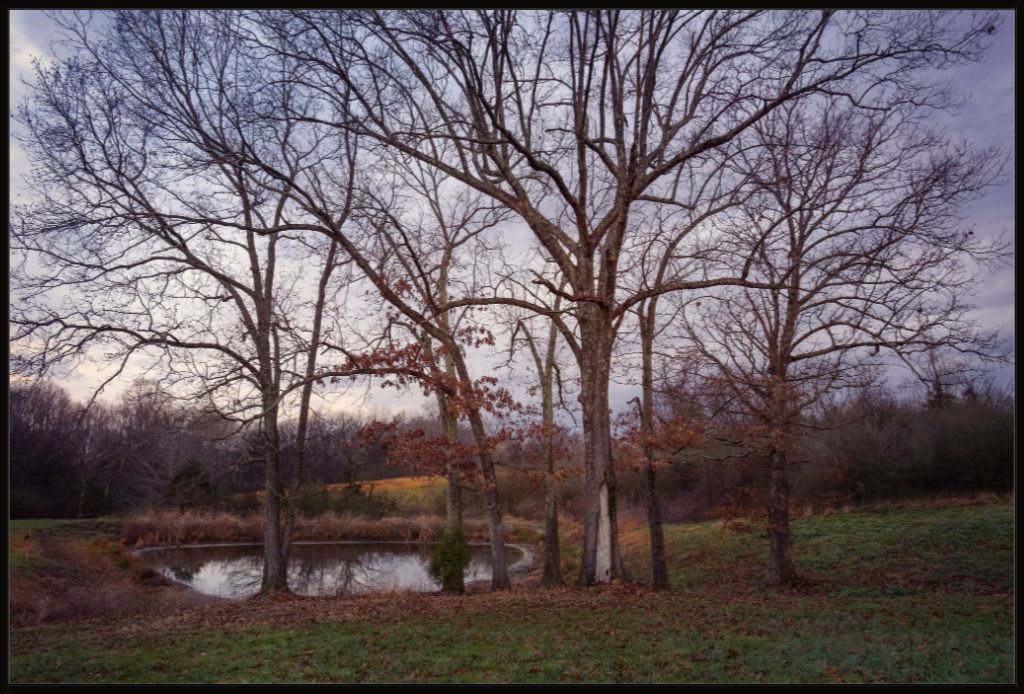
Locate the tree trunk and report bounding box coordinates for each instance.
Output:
[441,355,465,533]
[431,273,468,593]
[645,464,669,590]
[284,239,338,563]
[449,347,510,590]
[258,303,289,594]
[439,384,465,594]
[260,399,289,594]
[766,448,795,587]
[640,308,669,590]
[484,483,510,588]
[607,464,627,580]
[521,309,565,588]
[576,318,620,585]
[540,362,564,588]
[542,471,563,587]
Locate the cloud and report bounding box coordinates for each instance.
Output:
[9,11,53,80]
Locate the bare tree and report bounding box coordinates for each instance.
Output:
[510,296,570,587]
[255,8,1002,584]
[9,381,78,517]
[619,158,750,589]
[899,344,991,410]
[678,97,1008,586]
[10,11,363,594]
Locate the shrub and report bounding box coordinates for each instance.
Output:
[428,524,470,593]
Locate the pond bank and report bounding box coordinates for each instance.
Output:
[11,517,543,625]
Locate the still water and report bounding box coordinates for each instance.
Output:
[138,542,524,598]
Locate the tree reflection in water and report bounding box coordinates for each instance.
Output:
[140,542,518,598]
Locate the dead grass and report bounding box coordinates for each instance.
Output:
[348,476,446,493]
[10,527,215,628]
[121,509,544,548]
[122,510,263,547]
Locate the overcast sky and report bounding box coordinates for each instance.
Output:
[8,10,1016,416]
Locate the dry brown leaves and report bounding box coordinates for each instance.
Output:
[36,581,672,643]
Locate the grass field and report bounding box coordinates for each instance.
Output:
[351,476,448,516]
[8,500,1013,683]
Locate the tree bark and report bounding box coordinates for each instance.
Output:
[645,464,669,590]
[540,347,564,588]
[260,395,289,593]
[766,448,795,588]
[437,375,465,594]
[639,307,670,590]
[442,400,464,532]
[448,347,510,590]
[256,270,289,594]
[284,239,339,563]
[576,315,621,585]
[607,464,627,580]
[519,311,565,587]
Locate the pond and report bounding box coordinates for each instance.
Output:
[137,541,526,598]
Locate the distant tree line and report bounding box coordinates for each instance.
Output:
[8,379,413,519]
[11,371,1011,522]
[609,373,1014,525]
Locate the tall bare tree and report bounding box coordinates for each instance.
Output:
[11,11,362,593]
[510,295,570,587]
[678,97,1008,585]
[622,158,751,589]
[256,8,1001,583]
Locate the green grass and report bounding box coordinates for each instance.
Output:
[9,518,119,575]
[10,591,1011,683]
[9,501,1013,683]
[622,503,1013,593]
[11,517,122,539]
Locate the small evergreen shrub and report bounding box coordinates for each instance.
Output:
[428,524,470,593]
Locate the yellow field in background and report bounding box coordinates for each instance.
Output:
[326,476,447,494]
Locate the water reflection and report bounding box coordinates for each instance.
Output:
[139,542,522,598]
